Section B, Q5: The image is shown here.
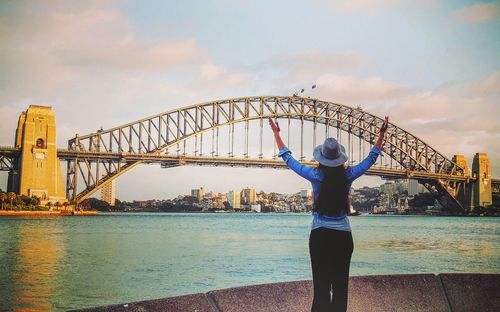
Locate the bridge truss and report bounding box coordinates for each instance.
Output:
[63,96,471,210]
[0,146,19,171]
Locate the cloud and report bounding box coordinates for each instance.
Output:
[0,106,22,145]
[454,2,500,23]
[385,72,500,175]
[0,0,211,144]
[255,50,374,97]
[313,73,410,104]
[59,39,201,71]
[0,1,202,92]
[261,50,370,80]
[316,0,437,12]
[192,63,249,94]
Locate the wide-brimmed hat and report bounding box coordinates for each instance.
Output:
[313,137,348,167]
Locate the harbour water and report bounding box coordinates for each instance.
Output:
[0,213,498,311]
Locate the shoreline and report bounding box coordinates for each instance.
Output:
[95,210,500,217]
[0,210,97,217]
[1,209,497,217]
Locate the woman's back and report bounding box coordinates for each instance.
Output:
[269,116,389,312]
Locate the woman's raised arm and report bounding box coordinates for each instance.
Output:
[375,116,389,149]
[268,117,321,182]
[348,116,389,180]
[268,118,285,150]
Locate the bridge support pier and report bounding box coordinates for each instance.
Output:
[472,153,492,208]
[452,155,473,211]
[11,105,67,206]
[7,169,20,193]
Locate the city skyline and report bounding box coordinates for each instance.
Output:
[1,0,499,201]
[108,179,421,203]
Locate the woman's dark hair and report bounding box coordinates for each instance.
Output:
[315,164,349,216]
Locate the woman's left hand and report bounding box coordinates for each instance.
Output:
[380,116,389,134]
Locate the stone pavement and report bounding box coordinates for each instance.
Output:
[72,273,500,312]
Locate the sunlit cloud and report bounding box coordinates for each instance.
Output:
[313,73,410,104]
[260,50,370,81]
[0,0,206,142]
[454,2,500,23]
[193,63,249,95]
[316,0,437,12]
[383,73,500,175]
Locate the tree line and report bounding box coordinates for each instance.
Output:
[0,190,70,211]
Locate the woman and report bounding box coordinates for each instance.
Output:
[269,116,389,312]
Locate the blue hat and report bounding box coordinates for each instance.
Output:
[313,138,348,167]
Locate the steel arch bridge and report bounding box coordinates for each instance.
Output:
[58,96,477,210]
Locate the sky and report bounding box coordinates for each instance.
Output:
[0,0,499,200]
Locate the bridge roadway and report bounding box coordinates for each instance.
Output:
[4,145,500,187]
[56,149,473,182]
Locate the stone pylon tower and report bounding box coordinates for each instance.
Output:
[7,105,67,205]
[452,154,472,210]
[472,153,492,208]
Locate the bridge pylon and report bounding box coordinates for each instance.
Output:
[472,153,492,208]
[7,105,67,206]
[451,154,473,210]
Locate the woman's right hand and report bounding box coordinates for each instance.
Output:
[268,118,280,133]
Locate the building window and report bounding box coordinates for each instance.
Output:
[36,138,45,148]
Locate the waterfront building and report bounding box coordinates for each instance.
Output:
[408,179,419,196]
[300,189,312,198]
[227,190,241,209]
[380,182,395,209]
[380,181,395,194]
[100,180,116,206]
[250,204,261,213]
[241,187,256,204]
[191,187,205,202]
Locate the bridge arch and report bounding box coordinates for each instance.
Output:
[66,96,465,205]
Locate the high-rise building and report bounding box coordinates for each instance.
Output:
[408,179,419,196]
[380,182,395,195]
[191,187,205,202]
[227,190,241,209]
[380,182,395,209]
[101,179,116,206]
[241,187,257,204]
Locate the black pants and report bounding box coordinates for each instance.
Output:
[309,227,354,312]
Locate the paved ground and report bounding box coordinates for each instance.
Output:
[72,273,500,312]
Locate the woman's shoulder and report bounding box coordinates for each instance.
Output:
[310,166,323,180]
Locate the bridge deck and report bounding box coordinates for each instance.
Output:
[0,146,486,182]
[55,149,472,182]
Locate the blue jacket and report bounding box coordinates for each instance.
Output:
[278,145,382,231]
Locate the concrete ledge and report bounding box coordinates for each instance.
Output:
[439,273,500,312]
[209,280,312,312]
[72,273,500,312]
[347,274,449,312]
[71,293,217,312]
